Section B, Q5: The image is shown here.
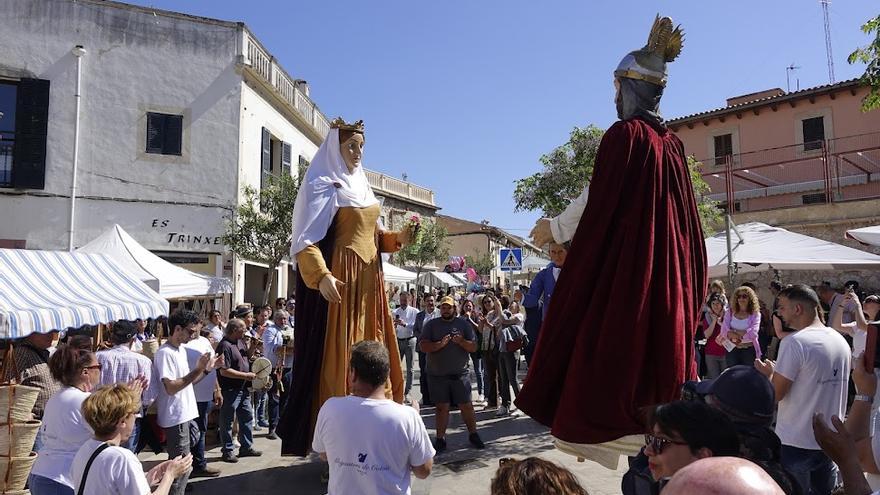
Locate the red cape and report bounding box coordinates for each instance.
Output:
[515,118,707,444]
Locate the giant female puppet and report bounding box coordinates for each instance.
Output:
[516,16,707,462]
[278,118,411,456]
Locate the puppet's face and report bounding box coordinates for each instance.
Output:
[340,133,364,173]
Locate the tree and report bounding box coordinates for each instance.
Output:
[222,174,298,306]
[513,124,722,234]
[394,219,450,293]
[849,14,880,111]
[465,251,495,277]
[513,125,604,217]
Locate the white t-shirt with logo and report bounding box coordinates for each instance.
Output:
[775,324,851,450]
[154,342,198,428]
[183,336,216,403]
[313,395,435,495]
[70,438,151,495]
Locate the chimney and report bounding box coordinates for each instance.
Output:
[294,79,310,97]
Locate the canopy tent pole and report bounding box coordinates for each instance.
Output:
[725,214,744,288]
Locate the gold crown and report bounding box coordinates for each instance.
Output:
[330,117,365,133]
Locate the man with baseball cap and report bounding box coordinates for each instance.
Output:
[419,296,485,452]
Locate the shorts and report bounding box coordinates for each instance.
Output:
[428,373,471,405]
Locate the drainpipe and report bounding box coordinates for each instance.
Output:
[68,45,86,251]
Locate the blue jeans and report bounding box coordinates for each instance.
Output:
[220,388,254,454]
[470,352,484,396]
[267,374,281,431]
[780,445,837,495]
[28,473,73,495]
[192,401,212,469]
[252,390,267,425]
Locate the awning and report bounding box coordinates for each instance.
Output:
[0,249,169,339]
[416,271,464,288]
[521,255,551,271]
[77,224,232,299]
[846,225,880,247]
[706,222,880,277]
[382,261,417,283]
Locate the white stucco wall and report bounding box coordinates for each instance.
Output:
[0,0,242,250]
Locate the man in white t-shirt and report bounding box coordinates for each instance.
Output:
[154,310,222,495]
[394,292,421,401]
[313,340,435,495]
[183,328,223,478]
[756,284,851,495]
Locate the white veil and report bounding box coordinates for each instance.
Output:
[290,128,379,259]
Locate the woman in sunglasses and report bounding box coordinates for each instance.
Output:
[644,400,740,483]
[29,344,105,494]
[719,286,763,367]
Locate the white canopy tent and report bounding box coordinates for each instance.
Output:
[846,225,880,247]
[78,224,232,299]
[706,222,880,278]
[416,271,464,288]
[521,255,551,271]
[382,261,417,283]
[0,249,168,338]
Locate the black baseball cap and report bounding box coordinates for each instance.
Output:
[694,365,775,425]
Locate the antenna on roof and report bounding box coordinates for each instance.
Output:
[786,64,801,93]
[820,0,835,83]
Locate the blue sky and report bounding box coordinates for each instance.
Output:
[129,1,877,236]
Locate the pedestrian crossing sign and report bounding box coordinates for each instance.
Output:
[499,248,522,272]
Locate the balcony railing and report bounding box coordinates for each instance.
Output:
[240,30,330,140]
[699,131,880,213]
[364,169,436,206]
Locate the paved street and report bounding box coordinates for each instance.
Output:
[138,359,627,494]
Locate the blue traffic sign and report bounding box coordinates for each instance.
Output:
[499,248,522,272]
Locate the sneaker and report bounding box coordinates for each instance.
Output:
[253,424,263,432]
[483,403,498,411]
[221,452,239,463]
[495,406,509,417]
[239,448,263,458]
[258,420,270,428]
[476,394,485,404]
[190,465,222,478]
[468,432,485,449]
[266,430,278,440]
[433,437,447,453]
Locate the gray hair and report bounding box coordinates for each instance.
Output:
[273,310,289,322]
[224,318,246,336]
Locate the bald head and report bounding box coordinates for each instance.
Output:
[663,457,784,495]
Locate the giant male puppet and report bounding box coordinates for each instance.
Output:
[515,16,706,463]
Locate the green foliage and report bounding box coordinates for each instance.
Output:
[848,14,880,111]
[688,156,722,235]
[513,124,722,235]
[465,251,495,276]
[395,219,451,277]
[513,125,604,217]
[222,174,298,305]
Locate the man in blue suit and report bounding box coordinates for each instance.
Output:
[522,242,568,363]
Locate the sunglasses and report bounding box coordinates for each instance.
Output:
[645,433,688,455]
[737,295,749,299]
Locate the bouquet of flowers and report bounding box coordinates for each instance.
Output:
[405,214,421,240]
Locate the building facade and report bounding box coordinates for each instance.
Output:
[437,214,545,289]
[668,79,880,290]
[0,0,436,306]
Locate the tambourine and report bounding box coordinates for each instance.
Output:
[251,357,272,390]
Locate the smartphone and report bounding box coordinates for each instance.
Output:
[866,323,877,374]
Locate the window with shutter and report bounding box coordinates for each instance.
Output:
[11,78,50,189]
[0,81,17,187]
[146,112,183,155]
[713,134,733,167]
[261,127,271,190]
[802,117,825,151]
[281,142,292,176]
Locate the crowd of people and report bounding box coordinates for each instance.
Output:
[7,274,880,495]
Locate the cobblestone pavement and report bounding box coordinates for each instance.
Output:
[139,356,627,494]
